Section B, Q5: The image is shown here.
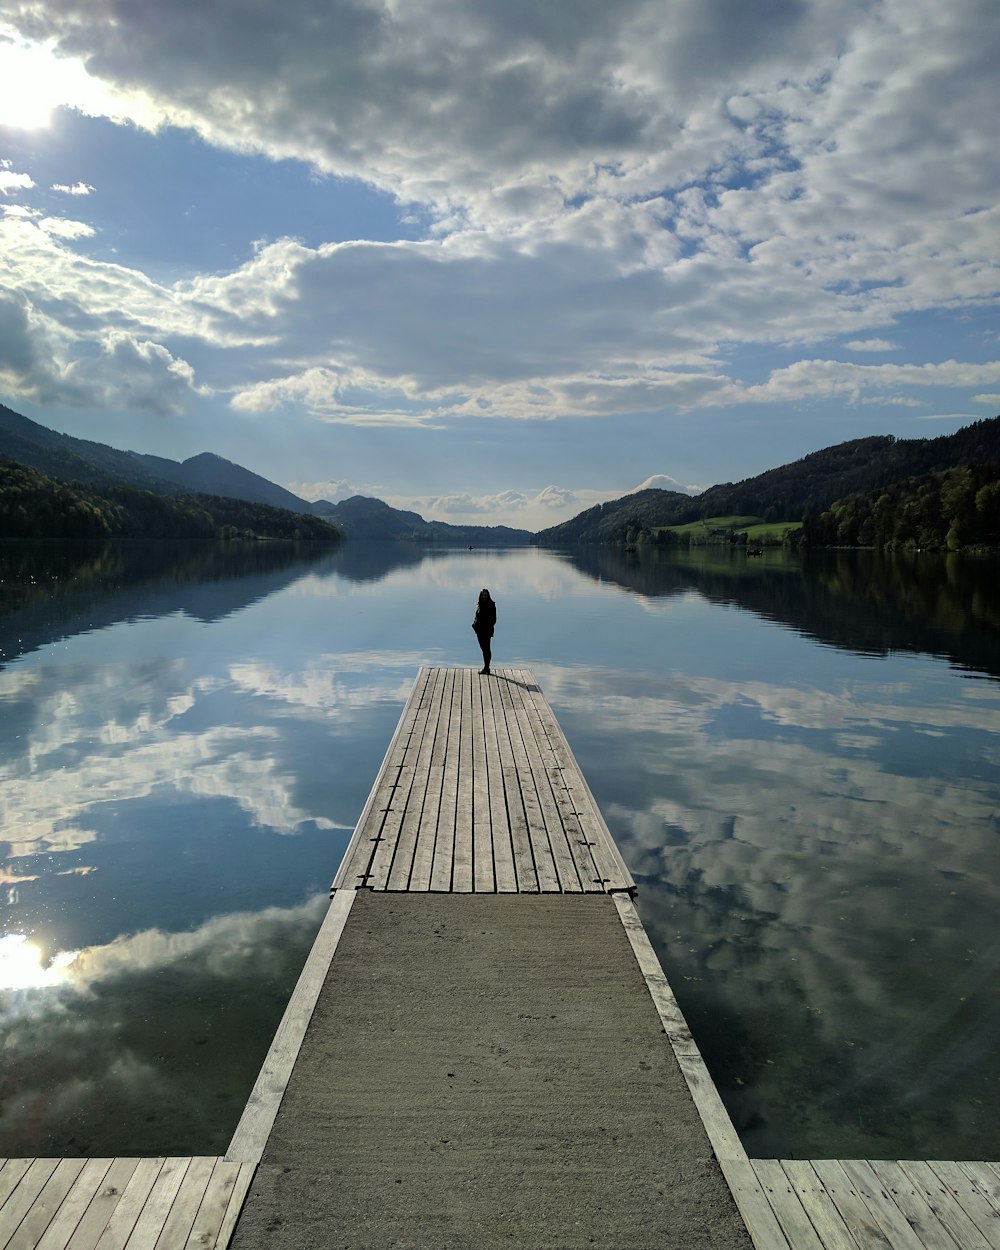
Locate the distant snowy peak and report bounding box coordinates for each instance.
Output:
[629,474,700,495]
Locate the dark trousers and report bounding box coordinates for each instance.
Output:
[474,627,492,670]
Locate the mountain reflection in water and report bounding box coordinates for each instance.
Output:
[1,539,998,1161]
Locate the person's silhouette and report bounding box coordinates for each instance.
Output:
[472,588,496,675]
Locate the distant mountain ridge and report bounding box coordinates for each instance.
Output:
[536,418,1000,544]
[0,405,532,544]
[130,449,312,513]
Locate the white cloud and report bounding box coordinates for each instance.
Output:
[729,359,1000,406]
[286,479,358,504]
[846,339,899,352]
[60,331,208,415]
[38,215,95,239]
[51,181,94,195]
[973,394,1000,406]
[395,477,699,529]
[0,0,996,441]
[0,168,34,194]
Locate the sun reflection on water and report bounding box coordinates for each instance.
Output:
[0,934,78,991]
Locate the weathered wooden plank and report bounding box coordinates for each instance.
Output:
[964,1162,1000,1212]
[470,670,494,892]
[495,672,560,892]
[452,668,475,892]
[489,674,540,892]
[514,673,607,892]
[151,1157,214,1250]
[34,1157,113,1250]
[367,670,441,888]
[182,1160,244,1250]
[521,675,634,893]
[480,674,518,893]
[211,1165,253,1250]
[388,667,448,890]
[720,1160,793,1250]
[810,1160,894,1250]
[924,1161,1000,1249]
[227,889,357,1164]
[868,1161,963,1250]
[120,1159,191,1250]
[840,1160,929,1250]
[410,668,454,890]
[8,1155,95,1250]
[751,1160,826,1250]
[54,1158,139,1250]
[0,1160,34,1215]
[779,1160,862,1250]
[430,668,463,891]
[331,667,430,890]
[505,673,583,891]
[364,764,419,888]
[1,1159,59,1247]
[92,1160,165,1250]
[898,1161,995,1250]
[517,673,600,875]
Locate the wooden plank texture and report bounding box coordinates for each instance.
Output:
[332,667,634,895]
[0,1158,239,1250]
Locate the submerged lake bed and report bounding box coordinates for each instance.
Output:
[1,539,998,1161]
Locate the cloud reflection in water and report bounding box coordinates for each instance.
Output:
[538,660,1000,1158]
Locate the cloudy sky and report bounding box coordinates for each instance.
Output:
[0,0,998,530]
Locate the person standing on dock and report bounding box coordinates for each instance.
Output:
[473,588,496,675]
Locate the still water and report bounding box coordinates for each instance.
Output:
[1,540,998,1161]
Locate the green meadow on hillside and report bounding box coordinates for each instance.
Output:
[653,515,802,544]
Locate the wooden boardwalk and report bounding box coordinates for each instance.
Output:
[0,1156,251,1250]
[5,667,998,1249]
[333,666,635,895]
[726,1158,1000,1249]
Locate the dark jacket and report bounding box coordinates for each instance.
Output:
[473,597,496,637]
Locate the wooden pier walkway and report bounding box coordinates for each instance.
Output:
[332,666,634,895]
[3,667,998,1249]
[0,1155,251,1250]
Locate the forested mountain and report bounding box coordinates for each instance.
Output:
[0,404,182,493]
[0,405,532,544]
[537,417,1000,546]
[130,449,313,512]
[802,462,1000,550]
[315,494,531,544]
[0,460,341,542]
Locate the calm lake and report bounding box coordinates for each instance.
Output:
[1,539,998,1162]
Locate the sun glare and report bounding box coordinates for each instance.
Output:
[0,32,137,131]
[0,933,79,990]
[0,38,69,129]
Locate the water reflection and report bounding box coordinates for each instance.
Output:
[539,655,1000,1160]
[567,544,1000,679]
[0,897,326,1156]
[1,539,999,1161]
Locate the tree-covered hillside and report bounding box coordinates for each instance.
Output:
[0,460,341,542]
[800,462,1000,550]
[537,417,1000,546]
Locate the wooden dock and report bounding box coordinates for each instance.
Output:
[0,1156,251,1250]
[332,665,635,895]
[4,667,998,1249]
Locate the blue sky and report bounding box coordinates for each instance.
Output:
[1,0,998,530]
